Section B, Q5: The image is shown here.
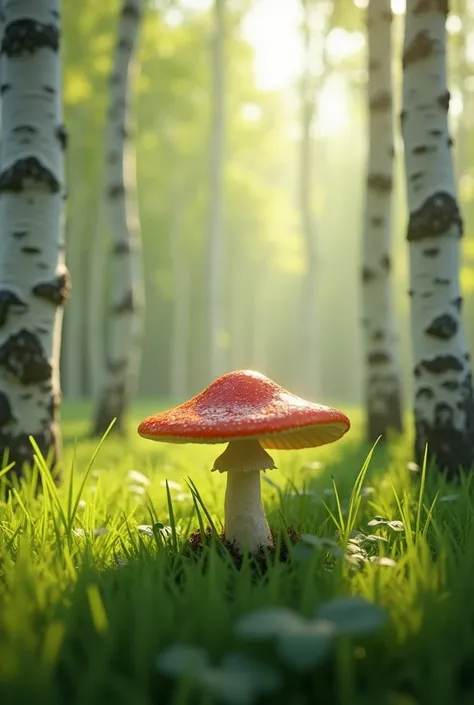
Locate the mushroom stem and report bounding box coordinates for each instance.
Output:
[213,439,275,554]
[224,469,273,554]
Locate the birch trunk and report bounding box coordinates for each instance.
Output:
[402,0,474,475]
[0,0,69,480]
[207,0,225,382]
[299,13,318,397]
[169,181,189,402]
[361,0,403,442]
[92,0,144,436]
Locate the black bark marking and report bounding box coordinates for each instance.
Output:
[442,379,460,391]
[369,92,391,111]
[407,192,463,242]
[118,38,133,52]
[434,277,450,285]
[429,129,443,137]
[425,314,458,340]
[32,270,71,307]
[13,125,37,136]
[416,386,434,400]
[107,183,125,199]
[0,290,27,327]
[423,247,440,257]
[370,216,383,227]
[2,19,59,56]
[410,171,423,183]
[106,359,127,374]
[362,267,376,283]
[373,330,385,342]
[0,83,11,95]
[113,291,134,314]
[447,137,453,148]
[0,426,61,485]
[368,352,389,365]
[122,3,141,19]
[400,110,406,127]
[414,0,448,14]
[403,30,436,68]
[0,157,60,193]
[42,85,55,94]
[408,289,414,297]
[366,376,403,442]
[412,145,435,155]
[419,355,464,375]
[21,246,41,255]
[367,174,392,192]
[414,373,474,477]
[55,124,68,150]
[437,91,450,111]
[113,241,131,254]
[0,329,51,384]
[453,296,463,311]
[0,392,16,426]
[381,255,391,271]
[37,262,49,270]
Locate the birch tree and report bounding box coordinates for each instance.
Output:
[298,0,332,397]
[207,0,225,382]
[0,0,69,479]
[92,0,144,436]
[361,0,403,442]
[402,0,474,475]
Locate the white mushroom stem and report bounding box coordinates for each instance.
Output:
[213,439,275,554]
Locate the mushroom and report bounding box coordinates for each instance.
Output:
[137,370,350,555]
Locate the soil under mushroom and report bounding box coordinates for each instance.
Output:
[185,525,300,572]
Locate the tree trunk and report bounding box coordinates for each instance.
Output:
[298,11,318,397]
[0,0,69,481]
[169,178,189,402]
[92,0,144,437]
[402,0,474,476]
[361,0,403,442]
[207,0,225,382]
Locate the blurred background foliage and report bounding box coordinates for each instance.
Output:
[61,0,474,407]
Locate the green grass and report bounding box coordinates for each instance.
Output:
[1,401,473,705]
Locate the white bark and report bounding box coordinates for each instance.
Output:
[361,0,403,442]
[403,0,474,474]
[207,0,225,382]
[93,0,144,435]
[0,0,69,478]
[169,193,189,402]
[298,0,332,397]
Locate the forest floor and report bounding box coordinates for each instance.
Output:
[0,402,473,705]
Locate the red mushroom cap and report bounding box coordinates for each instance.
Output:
[137,370,350,450]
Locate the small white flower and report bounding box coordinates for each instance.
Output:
[127,469,151,487]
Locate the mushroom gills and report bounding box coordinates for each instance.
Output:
[212,438,276,473]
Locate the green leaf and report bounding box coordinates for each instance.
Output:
[235,607,303,639]
[315,596,387,637]
[156,644,209,677]
[201,653,281,703]
[276,620,334,672]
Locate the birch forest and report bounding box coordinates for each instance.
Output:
[6,1,474,702]
[1,0,474,479]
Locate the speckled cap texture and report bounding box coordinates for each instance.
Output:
[138,370,350,450]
